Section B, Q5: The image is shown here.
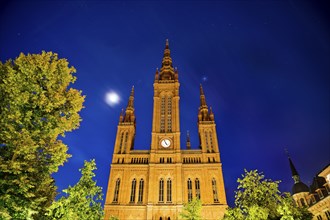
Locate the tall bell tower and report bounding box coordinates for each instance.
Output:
[104,40,228,220]
[150,39,181,152]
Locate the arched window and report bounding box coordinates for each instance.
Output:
[138,179,144,203]
[130,178,136,203]
[317,189,324,199]
[300,198,306,207]
[195,178,201,199]
[113,178,120,203]
[212,178,219,202]
[159,178,164,202]
[187,178,192,202]
[167,178,172,202]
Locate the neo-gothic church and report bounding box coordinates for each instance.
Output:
[104,40,228,220]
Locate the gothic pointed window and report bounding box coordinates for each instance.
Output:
[160,97,165,133]
[119,132,124,153]
[167,178,172,202]
[138,179,144,203]
[187,178,192,202]
[159,178,164,202]
[195,178,201,199]
[123,132,128,153]
[113,178,120,203]
[205,131,209,152]
[212,178,219,202]
[167,96,172,132]
[130,178,136,203]
[209,132,213,151]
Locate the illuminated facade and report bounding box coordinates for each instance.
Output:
[104,41,228,220]
[288,157,330,220]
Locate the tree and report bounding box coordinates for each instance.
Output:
[180,198,202,220]
[47,159,104,220]
[222,170,312,220]
[277,193,313,220]
[0,51,85,219]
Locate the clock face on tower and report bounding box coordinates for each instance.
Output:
[160,138,171,148]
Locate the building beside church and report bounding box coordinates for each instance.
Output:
[288,156,330,220]
[104,40,228,220]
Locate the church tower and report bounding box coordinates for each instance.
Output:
[104,40,228,220]
[287,155,310,207]
[151,39,181,152]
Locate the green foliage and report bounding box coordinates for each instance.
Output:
[277,193,313,220]
[47,159,104,220]
[0,51,85,219]
[222,170,313,220]
[180,198,202,220]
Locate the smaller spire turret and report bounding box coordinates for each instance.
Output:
[119,108,124,122]
[155,68,159,81]
[174,67,178,80]
[121,86,136,124]
[186,130,191,150]
[199,84,207,107]
[209,107,214,121]
[198,84,210,122]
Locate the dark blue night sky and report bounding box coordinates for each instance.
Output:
[1,0,329,207]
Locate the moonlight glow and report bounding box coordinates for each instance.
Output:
[105,91,120,106]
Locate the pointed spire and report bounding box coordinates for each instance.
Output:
[199,84,207,107]
[285,149,310,194]
[285,149,300,183]
[186,130,191,150]
[159,39,175,80]
[123,86,135,123]
[198,84,210,122]
[127,86,134,110]
[200,84,204,95]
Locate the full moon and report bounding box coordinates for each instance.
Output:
[105,91,120,106]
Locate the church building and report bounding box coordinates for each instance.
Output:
[287,156,330,220]
[104,40,228,220]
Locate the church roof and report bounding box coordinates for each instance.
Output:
[310,176,326,193]
[292,182,309,194]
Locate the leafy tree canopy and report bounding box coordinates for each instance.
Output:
[222,170,312,220]
[180,198,202,220]
[47,159,103,220]
[0,51,85,219]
